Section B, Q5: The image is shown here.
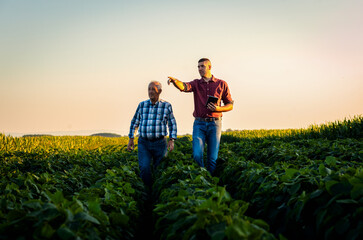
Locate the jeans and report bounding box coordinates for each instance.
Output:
[138,137,167,186]
[192,119,222,174]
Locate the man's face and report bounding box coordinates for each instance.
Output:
[148,83,161,101]
[198,61,211,78]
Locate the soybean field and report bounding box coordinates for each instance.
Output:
[1,116,362,240]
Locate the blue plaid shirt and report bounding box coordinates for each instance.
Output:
[128,99,177,139]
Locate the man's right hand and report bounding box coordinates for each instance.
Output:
[167,76,185,91]
[127,138,134,152]
[167,76,177,85]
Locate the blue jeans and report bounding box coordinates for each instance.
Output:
[138,137,167,186]
[192,119,222,174]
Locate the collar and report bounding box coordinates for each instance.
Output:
[200,75,217,83]
[148,99,161,105]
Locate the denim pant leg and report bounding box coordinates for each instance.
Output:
[192,120,206,167]
[206,120,222,174]
[150,138,167,168]
[138,138,153,186]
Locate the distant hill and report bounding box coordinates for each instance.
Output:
[90,133,122,138]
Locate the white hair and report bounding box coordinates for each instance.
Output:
[149,81,162,91]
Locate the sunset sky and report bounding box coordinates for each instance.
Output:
[1,0,362,137]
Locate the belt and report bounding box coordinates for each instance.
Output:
[195,117,222,122]
[140,136,165,142]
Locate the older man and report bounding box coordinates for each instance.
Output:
[127,81,177,187]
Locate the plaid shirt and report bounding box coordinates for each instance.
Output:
[128,99,177,139]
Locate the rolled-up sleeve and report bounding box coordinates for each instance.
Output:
[183,80,197,92]
[222,81,234,105]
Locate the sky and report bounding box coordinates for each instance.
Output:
[1,0,362,137]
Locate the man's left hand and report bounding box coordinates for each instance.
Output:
[207,103,220,112]
[168,140,174,152]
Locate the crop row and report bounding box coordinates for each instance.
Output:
[0,142,145,239]
[216,123,363,240]
[217,156,363,239]
[222,115,362,141]
[151,139,278,240]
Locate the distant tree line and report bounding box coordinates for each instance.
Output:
[22,134,53,137]
[22,133,122,138]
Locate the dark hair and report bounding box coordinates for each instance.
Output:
[198,58,211,63]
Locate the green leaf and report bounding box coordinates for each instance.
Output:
[122,183,135,195]
[319,164,332,176]
[226,218,267,239]
[74,212,100,225]
[336,199,358,204]
[28,203,60,221]
[349,170,363,199]
[109,212,129,226]
[351,184,363,199]
[325,180,339,195]
[169,215,196,239]
[7,209,26,221]
[65,209,74,222]
[87,200,102,215]
[328,182,353,196]
[225,219,248,239]
[48,191,65,205]
[281,168,299,181]
[310,189,323,199]
[40,223,55,238]
[288,183,301,195]
[23,200,42,210]
[316,209,327,231]
[335,216,350,235]
[279,233,288,240]
[206,222,226,240]
[165,209,190,221]
[230,200,249,216]
[56,227,77,240]
[251,219,270,231]
[325,156,337,166]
